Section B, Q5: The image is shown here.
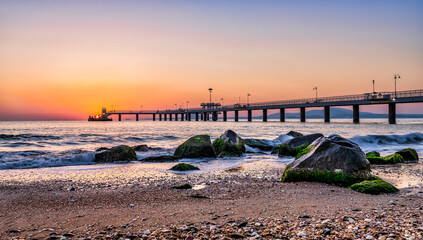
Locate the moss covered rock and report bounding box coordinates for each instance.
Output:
[213,130,246,157]
[348,179,399,195]
[278,143,309,157]
[284,133,324,148]
[170,163,200,171]
[94,145,137,163]
[383,153,404,164]
[281,164,374,187]
[295,145,315,159]
[396,148,419,161]
[366,151,380,158]
[174,135,216,158]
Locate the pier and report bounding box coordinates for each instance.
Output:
[100,89,423,124]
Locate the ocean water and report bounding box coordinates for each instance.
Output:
[0,119,422,170]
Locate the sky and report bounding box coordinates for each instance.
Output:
[0,0,422,120]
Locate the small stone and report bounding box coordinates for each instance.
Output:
[365,218,372,222]
[129,204,135,207]
[210,225,216,231]
[366,236,374,240]
[297,231,307,237]
[143,230,151,235]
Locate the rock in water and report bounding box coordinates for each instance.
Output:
[244,139,274,151]
[284,133,324,148]
[174,135,216,158]
[287,131,303,138]
[282,135,372,186]
[396,148,419,162]
[94,145,137,163]
[132,144,151,152]
[140,155,180,162]
[213,130,246,157]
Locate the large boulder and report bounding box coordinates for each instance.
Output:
[285,133,324,148]
[244,139,273,151]
[213,130,246,157]
[396,148,419,162]
[94,145,137,163]
[282,135,372,186]
[174,135,216,158]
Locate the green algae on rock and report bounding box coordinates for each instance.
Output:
[366,151,380,158]
[396,148,419,161]
[213,130,246,157]
[170,163,200,171]
[367,153,404,164]
[281,164,373,187]
[278,143,310,158]
[295,145,315,159]
[94,145,137,163]
[348,179,399,195]
[174,135,216,158]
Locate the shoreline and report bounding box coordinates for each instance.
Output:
[1,160,422,239]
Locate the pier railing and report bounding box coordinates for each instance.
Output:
[107,89,423,114]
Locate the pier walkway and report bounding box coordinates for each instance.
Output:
[103,89,423,124]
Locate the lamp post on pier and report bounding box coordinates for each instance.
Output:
[208,88,213,109]
[247,93,251,106]
[372,80,375,93]
[186,101,189,111]
[394,74,400,99]
[221,98,223,107]
[313,87,318,100]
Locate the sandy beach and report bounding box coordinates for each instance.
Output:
[1,160,422,239]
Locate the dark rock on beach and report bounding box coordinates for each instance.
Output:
[170,163,200,171]
[95,147,109,152]
[287,134,370,176]
[285,133,324,148]
[244,139,274,151]
[174,135,216,159]
[287,131,303,138]
[94,145,137,163]
[213,130,246,157]
[140,155,180,162]
[396,148,419,162]
[281,135,375,188]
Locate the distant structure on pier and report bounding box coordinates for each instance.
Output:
[201,102,221,110]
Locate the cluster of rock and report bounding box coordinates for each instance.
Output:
[93,129,419,194]
[365,148,419,164]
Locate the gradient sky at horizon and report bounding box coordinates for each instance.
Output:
[0,0,422,120]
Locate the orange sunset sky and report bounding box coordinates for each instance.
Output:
[0,1,422,120]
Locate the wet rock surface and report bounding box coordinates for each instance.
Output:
[174,135,216,158]
[94,145,137,163]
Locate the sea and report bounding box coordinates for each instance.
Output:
[0,119,422,171]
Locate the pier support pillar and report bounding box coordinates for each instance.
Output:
[389,103,396,124]
[136,114,139,121]
[234,110,239,122]
[223,111,227,121]
[175,113,178,121]
[263,109,267,122]
[300,107,306,122]
[280,108,285,122]
[212,112,218,121]
[181,113,184,121]
[248,110,252,122]
[164,114,167,121]
[186,113,188,121]
[118,114,121,121]
[169,114,172,121]
[206,113,210,121]
[195,112,199,121]
[159,114,162,121]
[353,105,359,123]
[203,113,206,121]
[324,106,330,123]
[188,113,191,121]
[153,114,156,121]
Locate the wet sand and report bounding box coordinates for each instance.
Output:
[1,161,422,239]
